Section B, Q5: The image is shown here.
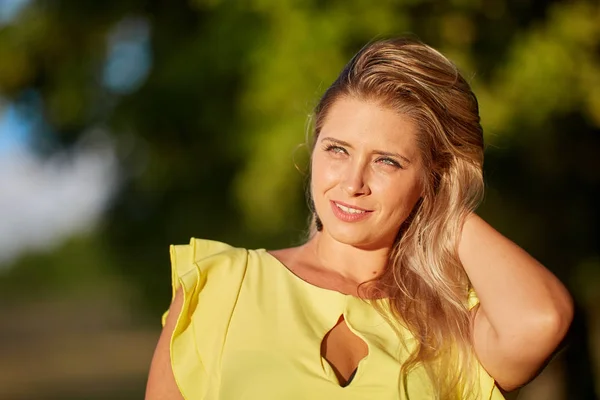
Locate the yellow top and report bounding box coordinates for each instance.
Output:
[163,238,505,400]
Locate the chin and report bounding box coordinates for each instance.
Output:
[323,223,386,249]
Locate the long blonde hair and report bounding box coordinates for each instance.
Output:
[309,38,485,399]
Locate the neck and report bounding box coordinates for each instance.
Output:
[304,231,391,285]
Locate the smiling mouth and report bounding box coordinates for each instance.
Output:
[330,201,374,222]
[334,202,368,214]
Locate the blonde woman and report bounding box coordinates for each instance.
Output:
[146,38,573,399]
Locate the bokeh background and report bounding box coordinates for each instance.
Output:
[0,0,598,399]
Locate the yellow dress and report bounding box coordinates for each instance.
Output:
[163,238,505,400]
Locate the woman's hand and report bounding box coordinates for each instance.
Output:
[458,213,573,391]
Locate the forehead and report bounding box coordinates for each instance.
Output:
[319,97,419,154]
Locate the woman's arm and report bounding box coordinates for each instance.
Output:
[459,213,573,391]
[145,289,185,400]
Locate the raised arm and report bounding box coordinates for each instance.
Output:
[459,213,573,391]
[145,289,185,400]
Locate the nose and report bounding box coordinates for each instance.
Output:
[341,160,371,196]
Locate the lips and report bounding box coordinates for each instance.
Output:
[330,200,373,222]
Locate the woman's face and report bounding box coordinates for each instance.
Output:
[311,96,424,249]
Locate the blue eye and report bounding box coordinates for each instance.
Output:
[378,157,402,168]
[323,144,347,155]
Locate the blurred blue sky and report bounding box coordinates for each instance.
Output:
[0,122,118,267]
[103,17,152,95]
[0,94,117,269]
[0,2,157,268]
[0,0,33,153]
[0,0,31,25]
[0,102,31,154]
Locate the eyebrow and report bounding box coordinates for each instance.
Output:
[321,137,413,165]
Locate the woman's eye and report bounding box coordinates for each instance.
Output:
[324,145,347,155]
[378,157,402,168]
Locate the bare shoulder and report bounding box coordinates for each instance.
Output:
[266,244,317,275]
[268,246,303,264]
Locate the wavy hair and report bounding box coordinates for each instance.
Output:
[308,38,485,399]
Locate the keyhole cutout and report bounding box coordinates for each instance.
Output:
[321,315,369,387]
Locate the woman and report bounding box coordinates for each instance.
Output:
[146,38,573,399]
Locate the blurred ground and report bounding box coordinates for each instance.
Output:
[0,285,155,399]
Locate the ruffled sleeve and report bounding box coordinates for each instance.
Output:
[163,238,248,400]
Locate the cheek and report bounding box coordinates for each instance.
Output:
[376,175,422,215]
[311,155,339,193]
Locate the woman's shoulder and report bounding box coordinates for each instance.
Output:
[170,237,249,272]
[171,237,243,263]
[162,238,255,398]
[162,237,256,323]
[166,238,254,300]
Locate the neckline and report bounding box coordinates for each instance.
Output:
[258,248,389,301]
